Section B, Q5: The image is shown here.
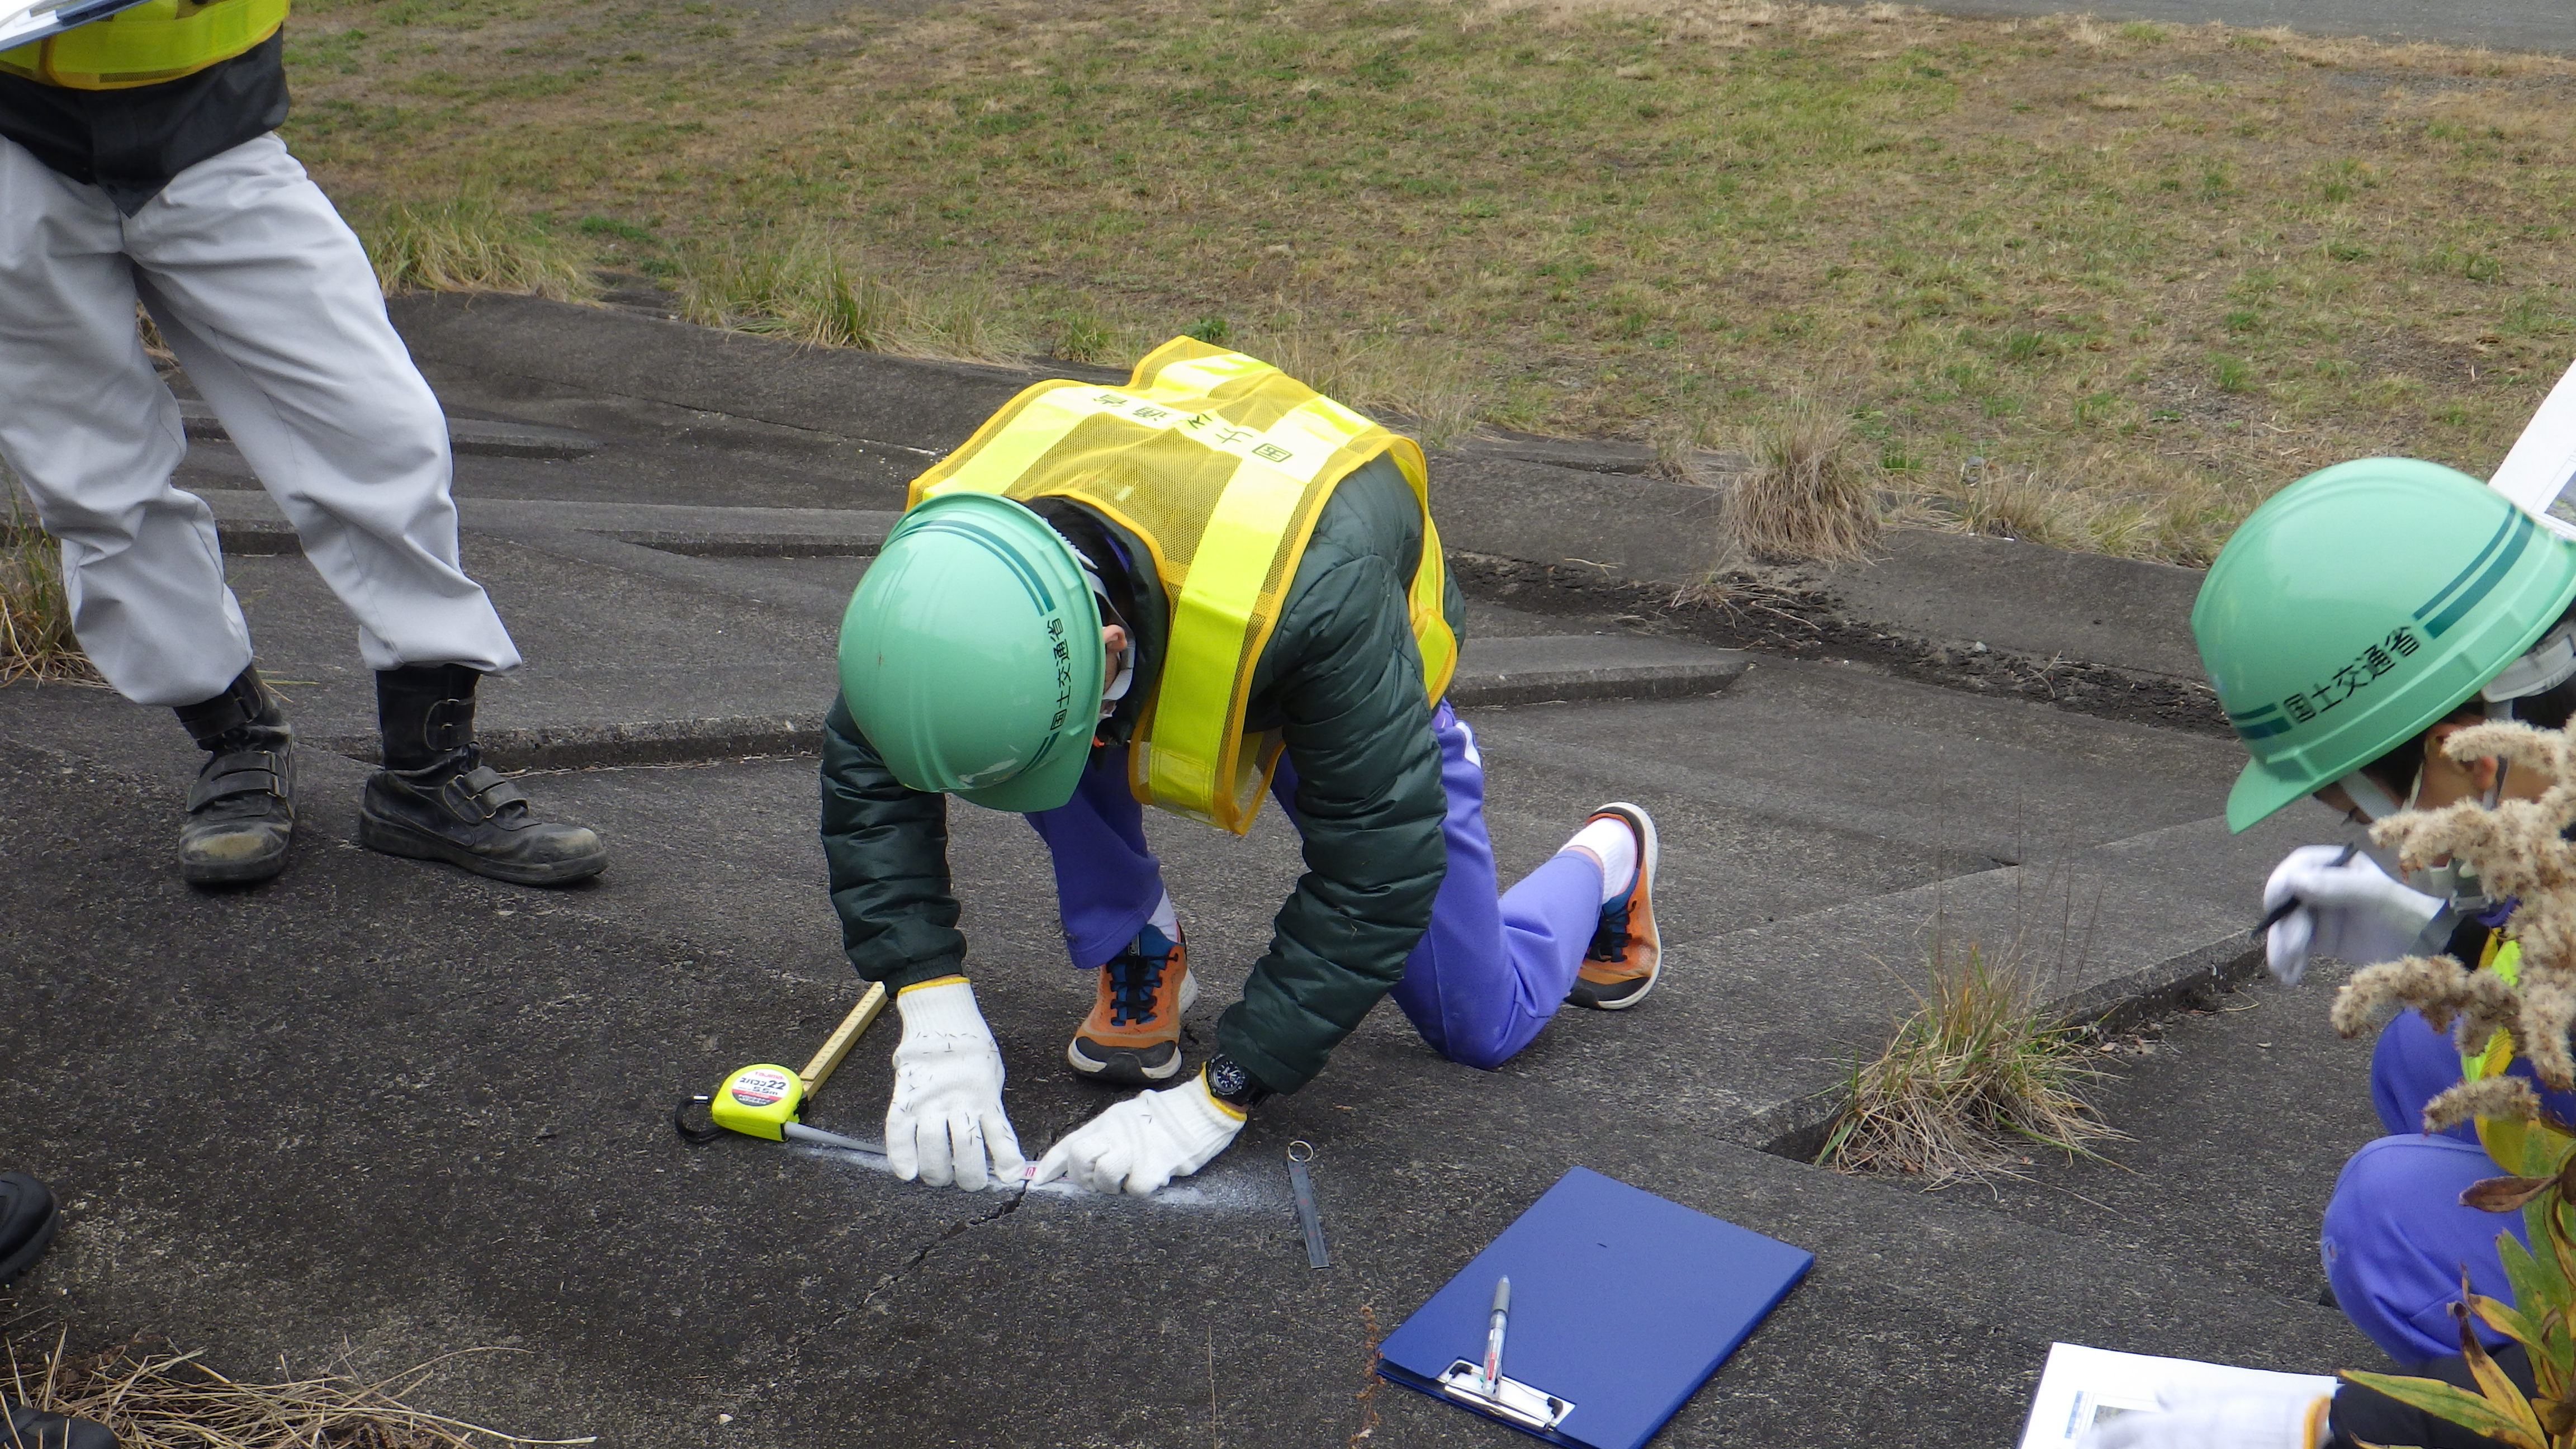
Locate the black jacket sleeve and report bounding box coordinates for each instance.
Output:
[2332,1344,2529,1449]
[818,696,966,991]
[1211,547,1448,1093]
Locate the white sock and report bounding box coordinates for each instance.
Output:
[1561,818,1637,906]
[1148,890,1179,939]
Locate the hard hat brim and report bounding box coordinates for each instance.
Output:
[2225,756,2326,834]
[953,726,1093,814]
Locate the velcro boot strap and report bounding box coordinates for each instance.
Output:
[187,750,287,811]
[442,765,528,821]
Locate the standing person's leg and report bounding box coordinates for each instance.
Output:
[2322,1133,2526,1364]
[0,137,305,883]
[1026,746,1195,1083]
[0,138,250,701]
[120,135,602,886]
[1270,702,1657,1071]
[122,134,515,677]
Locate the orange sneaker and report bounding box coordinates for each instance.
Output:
[1067,922,1199,1085]
[1568,803,1661,1011]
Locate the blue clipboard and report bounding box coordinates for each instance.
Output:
[1376,1167,1812,1449]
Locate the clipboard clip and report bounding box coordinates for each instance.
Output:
[1436,1359,1575,1432]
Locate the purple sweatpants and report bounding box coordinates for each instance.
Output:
[2322,1010,2576,1363]
[1022,702,1604,1071]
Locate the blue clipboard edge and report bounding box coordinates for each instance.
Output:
[1372,1249,1813,1449]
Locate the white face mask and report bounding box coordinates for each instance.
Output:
[2485,622,2576,711]
[1050,525,1135,720]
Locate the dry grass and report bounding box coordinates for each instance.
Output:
[3,1334,591,1448]
[0,485,95,686]
[1232,321,1487,448]
[1725,394,1883,562]
[1819,931,2119,1181]
[358,195,599,302]
[280,0,2576,562]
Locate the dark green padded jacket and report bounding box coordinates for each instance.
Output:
[818,453,1466,1096]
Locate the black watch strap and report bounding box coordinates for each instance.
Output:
[1204,1054,1273,1109]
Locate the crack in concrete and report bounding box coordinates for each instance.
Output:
[856,1184,1032,1310]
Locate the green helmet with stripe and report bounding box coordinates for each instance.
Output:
[2193,457,2576,832]
[837,491,1104,813]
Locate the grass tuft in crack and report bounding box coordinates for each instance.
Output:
[1725,393,1884,565]
[675,229,1027,362]
[0,484,94,685]
[3,1333,591,1448]
[1818,934,2119,1181]
[358,195,600,304]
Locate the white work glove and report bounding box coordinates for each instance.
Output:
[1030,1072,1246,1196]
[884,978,1024,1191]
[2082,1384,2329,1449]
[2263,845,2442,986]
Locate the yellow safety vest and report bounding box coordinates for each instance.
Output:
[2459,936,2576,1176]
[908,337,1460,836]
[1,0,286,90]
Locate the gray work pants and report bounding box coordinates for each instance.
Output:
[0,130,517,706]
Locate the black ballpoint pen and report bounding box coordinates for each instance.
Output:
[2252,844,2360,937]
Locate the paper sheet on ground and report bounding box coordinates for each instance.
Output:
[2018,1342,2338,1448]
[2493,357,2576,541]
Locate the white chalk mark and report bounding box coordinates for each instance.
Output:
[786,1142,1273,1210]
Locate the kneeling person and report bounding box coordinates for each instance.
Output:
[822,340,1663,1195]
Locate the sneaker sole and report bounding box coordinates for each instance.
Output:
[358,809,608,887]
[1573,801,1660,1012]
[1065,970,1198,1085]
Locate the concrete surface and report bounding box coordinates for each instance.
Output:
[0,293,2416,1447]
[0,718,2381,1449]
[1807,531,2209,683]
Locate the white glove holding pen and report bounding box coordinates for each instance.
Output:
[2081,1384,2331,1449]
[884,977,1024,1191]
[1030,1072,1245,1196]
[2263,845,2442,986]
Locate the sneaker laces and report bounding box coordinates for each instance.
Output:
[1105,926,1176,1026]
[1586,902,1633,963]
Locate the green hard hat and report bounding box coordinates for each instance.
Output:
[837,492,1104,813]
[2194,457,2576,832]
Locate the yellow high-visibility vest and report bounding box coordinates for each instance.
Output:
[2458,936,2576,1176]
[909,337,1459,835]
[1,0,286,90]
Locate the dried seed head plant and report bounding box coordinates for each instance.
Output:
[2330,719,2576,1136]
[2313,718,2576,1445]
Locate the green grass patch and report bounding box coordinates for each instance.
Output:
[283,0,2576,564]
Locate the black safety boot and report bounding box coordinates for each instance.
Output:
[0,1174,113,1448]
[171,666,295,886]
[357,664,607,887]
[1,1398,118,1449]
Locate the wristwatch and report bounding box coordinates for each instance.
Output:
[1204,1054,1273,1110]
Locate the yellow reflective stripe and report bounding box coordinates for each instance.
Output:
[1148,463,1311,812]
[7,0,285,89]
[2460,937,2573,1174]
[913,384,1090,505]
